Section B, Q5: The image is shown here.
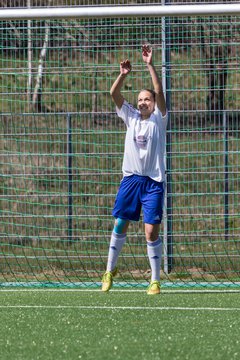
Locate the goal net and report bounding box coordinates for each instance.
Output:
[0,1,239,288]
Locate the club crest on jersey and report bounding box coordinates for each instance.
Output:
[135,135,148,149]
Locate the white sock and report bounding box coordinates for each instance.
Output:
[106,231,126,272]
[147,237,163,282]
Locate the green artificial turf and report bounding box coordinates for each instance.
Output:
[0,290,239,360]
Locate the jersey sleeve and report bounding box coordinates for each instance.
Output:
[116,100,138,127]
[154,106,168,131]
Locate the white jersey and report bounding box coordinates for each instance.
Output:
[116,100,168,183]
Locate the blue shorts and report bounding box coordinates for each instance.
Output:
[112,175,165,224]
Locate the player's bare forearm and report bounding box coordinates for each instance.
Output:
[110,73,127,109]
[110,59,131,109]
[147,63,166,116]
[142,45,166,115]
[147,63,162,94]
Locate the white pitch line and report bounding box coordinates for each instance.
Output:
[1,289,240,293]
[0,305,240,311]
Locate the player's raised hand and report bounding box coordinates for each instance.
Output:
[120,59,132,75]
[142,44,152,64]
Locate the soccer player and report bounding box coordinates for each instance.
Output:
[102,44,168,295]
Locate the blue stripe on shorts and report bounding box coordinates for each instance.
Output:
[112,175,165,224]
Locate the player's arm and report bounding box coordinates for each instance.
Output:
[110,59,131,109]
[142,45,166,116]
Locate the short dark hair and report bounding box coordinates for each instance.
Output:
[139,89,156,101]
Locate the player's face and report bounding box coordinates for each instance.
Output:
[137,90,155,120]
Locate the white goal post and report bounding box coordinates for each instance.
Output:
[0,4,240,20]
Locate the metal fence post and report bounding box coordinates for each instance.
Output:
[67,113,73,243]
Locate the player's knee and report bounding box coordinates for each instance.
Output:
[145,223,160,242]
[113,218,128,234]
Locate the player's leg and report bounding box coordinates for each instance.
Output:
[145,223,162,295]
[102,175,142,292]
[106,218,130,272]
[102,218,129,292]
[142,178,165,295]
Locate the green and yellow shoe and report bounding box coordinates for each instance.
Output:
[147,280,160,295]
[101,268,118,292]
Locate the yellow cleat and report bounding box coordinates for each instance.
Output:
[101,268,118,292]
[147,280,160,295]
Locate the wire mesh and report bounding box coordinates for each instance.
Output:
[0,2,240,288]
